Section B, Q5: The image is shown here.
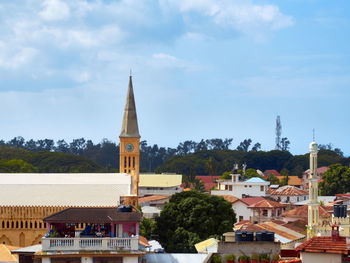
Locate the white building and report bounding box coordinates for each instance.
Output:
[268,185,309,204]
[211,175,270,198]
[139,173,182,196]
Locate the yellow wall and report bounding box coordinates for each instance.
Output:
[0,206,68,247]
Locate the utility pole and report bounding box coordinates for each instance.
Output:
[275,116,282,150]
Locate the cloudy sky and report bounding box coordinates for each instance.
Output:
[0,0,349,155]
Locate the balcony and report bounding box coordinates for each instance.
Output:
[42,237,139,252]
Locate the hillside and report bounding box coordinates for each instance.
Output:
[0,147,109,173]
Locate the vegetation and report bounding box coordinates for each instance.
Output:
[139,217,156,240]
[0,147,105,172]
[319,164,350,196]
[211,254,222,263]
[224,254,236,261]
[154,191,236,252]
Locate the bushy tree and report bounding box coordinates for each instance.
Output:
[155,191,236,252]
[319,164,350,196]
[280,168,289,185]
[139,217,156,240]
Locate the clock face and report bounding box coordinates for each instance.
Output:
[126,143,134,152]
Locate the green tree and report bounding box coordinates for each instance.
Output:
[193,178,206,192]
[0,159,38,172]
[319,164,350,196]
[220,171,231,179]
[266,173,280,185]
[155,191,236,252]
[206,156,218,176]
[245,168,263,179]
[280,168,289,185]
[139,217,156,240]
[292,164,304,178]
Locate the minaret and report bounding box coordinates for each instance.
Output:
[119,74,140,206]
[307,139,319,239]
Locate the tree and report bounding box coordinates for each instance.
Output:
[193,178,205,192]
[292,165,304,178]
[139,217,156,240]
[251,143,261,152]
[319,164,350,196]
[220,171,231,180]
[206,156,218,176]
[280,168,289,185]
[281,137,290,151]
[236,139,252,152]
[155,191,236,252]
[0,159,38,172]
[245,168,262,179]
[266,173,280,185]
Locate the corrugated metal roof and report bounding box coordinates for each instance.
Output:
[0,245,18,263]
[195,238,218,253]
[0,173,131,206]
[245,177,268,183]
[139,174,182,188]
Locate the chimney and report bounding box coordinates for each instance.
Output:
[331,224,340,241]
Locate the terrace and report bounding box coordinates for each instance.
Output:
[42,206,141,252]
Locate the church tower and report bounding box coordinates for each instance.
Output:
[120,74,140,204]
[307,140,319,239]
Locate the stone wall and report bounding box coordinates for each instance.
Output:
[217,241,280,258]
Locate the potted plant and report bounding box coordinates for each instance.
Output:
[212,254,222,263]
[260,254,270,263]
[271,254,279,263]
[238,255,249,263]
[224,254,236,263]
[250,253,259,263]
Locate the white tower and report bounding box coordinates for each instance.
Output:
[307,140,319,239]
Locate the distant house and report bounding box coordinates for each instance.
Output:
[282,205,332,223]
[223,196,265,222]
[295,225,347,263]
[268,185,309,204]
[211,175,270,198]
[139,173,182,196]
[195,175,220,191]
[264,170,280,177]
[302,166,328,188]
[248,199,286,224]
[275,175,303,188]
[138,195,169,219]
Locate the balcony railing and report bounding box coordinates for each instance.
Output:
[42,237,139,251]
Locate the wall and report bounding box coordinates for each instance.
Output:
[213,182,268,198]
[139,186,182,197]
[232,201,252,221]
[0,206,68,247]
[271,195,308,204]
[217,241,280,257]
[300,252,342,263]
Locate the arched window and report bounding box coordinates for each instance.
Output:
[6,221,9,228]
[34,221,37,228]
[1,221,4,229]
[21,221,23,228]
[25,221,28,228]
[11,221,14,228]
[39,222,42,228]
[30,222,32,229]
[16,221,19,228]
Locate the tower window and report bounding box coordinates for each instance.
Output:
[133,157,135,168]
[124,157,127,168]
[128,157,131,168]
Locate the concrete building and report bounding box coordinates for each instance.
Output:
[248,199,286,224]
[211,175,270,199]
[268,185,309,204]
[139,173,182,196]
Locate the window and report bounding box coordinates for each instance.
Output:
[260,186,264,191]
[93,257,122,263]
[239,216,243,222]
[286,196,290,202]
[229,185,233,191]
[262,210,268,216]
[245,185,247,188]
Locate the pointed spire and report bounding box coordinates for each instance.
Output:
[120,74,140,138]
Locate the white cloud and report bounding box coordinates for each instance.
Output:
[0,41,37,70]
[161,0,294,38]
[39,0,70,21]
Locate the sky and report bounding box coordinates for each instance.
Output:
[0,0,349,156]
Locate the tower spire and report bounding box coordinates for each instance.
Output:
[120,74,140,138]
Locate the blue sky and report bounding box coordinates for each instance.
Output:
[0,0,349,156]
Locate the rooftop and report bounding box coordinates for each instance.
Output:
[269,185,308,196]
[139,174,182,188]
[240,197,266,206]
[275,176,303,186]
[0,244,19,263]
[44,207,142,223]
[295,236,347,254]
[248,199,287,208]
[282,205,331,218]
[245,177,268,183]
[138,195,169,203]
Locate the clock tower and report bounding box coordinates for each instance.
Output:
[120,74,140,202]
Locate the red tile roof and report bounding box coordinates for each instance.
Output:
[275,176,303,186]
[138,195,169,203]
[222,195,240,204]
[196,176,220,191]
[264,170,280,177]
[248,199,287,208]
[269,185,308,196]
[139,236,150,247]
[282,205,331,219]
[240,196,266,206]
[295,236,347,254]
